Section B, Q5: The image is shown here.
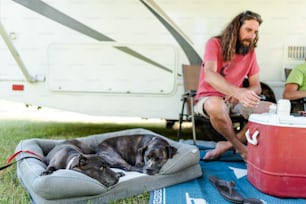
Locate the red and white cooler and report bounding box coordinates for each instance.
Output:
[246,113,306,198]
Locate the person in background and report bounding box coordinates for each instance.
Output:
[194,10,273,161]
[283,60,306,113]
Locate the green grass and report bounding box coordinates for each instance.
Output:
[0,119,193,204]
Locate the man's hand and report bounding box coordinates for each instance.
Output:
[236,88,261,108]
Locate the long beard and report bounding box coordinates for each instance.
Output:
[236,40,252,55]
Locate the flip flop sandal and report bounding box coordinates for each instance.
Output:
[209,176,244,203]
[209,176,263,204]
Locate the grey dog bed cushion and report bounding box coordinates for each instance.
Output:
[16,128,202,204]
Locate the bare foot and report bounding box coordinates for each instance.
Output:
[202,141,232,160]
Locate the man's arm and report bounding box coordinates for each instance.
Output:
[204,60,261,107]
[247,73,262,95]
[283,83,306,100]
[204,61,241,96]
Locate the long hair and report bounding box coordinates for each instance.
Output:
[217,10,263,62]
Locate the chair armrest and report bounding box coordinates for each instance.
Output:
[290,98,306,104]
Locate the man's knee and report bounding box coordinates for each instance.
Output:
[204,97,227,116]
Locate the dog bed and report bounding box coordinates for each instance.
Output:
[15,128,202,204]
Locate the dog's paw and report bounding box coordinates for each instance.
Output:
[40,171,50,176]
[40,167,56,176]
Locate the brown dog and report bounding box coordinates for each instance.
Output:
[96,134,177,175]
[41,139,124,187]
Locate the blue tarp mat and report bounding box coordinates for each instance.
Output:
[149,141,306,204]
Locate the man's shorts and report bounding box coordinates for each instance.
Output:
[194,96,254,119]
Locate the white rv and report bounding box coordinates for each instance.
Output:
[0,0,305,124]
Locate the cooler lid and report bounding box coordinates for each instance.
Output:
[249,113,306,127]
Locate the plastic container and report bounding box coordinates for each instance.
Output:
[277,99,291,116]
[246,113,306,198]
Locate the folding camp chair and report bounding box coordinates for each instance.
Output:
[177,64,247,144]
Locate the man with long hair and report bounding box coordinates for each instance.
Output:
[194,10,273,161]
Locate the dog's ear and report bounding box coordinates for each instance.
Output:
[166,146,177,158]
[138,146,148,158]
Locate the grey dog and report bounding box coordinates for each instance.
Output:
[41,139,124,187]
[96,134,177,175]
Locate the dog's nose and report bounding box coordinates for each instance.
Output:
[116,172,125,178]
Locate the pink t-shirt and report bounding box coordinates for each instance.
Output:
[195,37,260,102]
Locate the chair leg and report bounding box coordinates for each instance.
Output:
[190,97,197,145]
[177,114,183,141]
[177,97,187,141]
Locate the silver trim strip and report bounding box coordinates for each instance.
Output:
[0,21,40,83]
